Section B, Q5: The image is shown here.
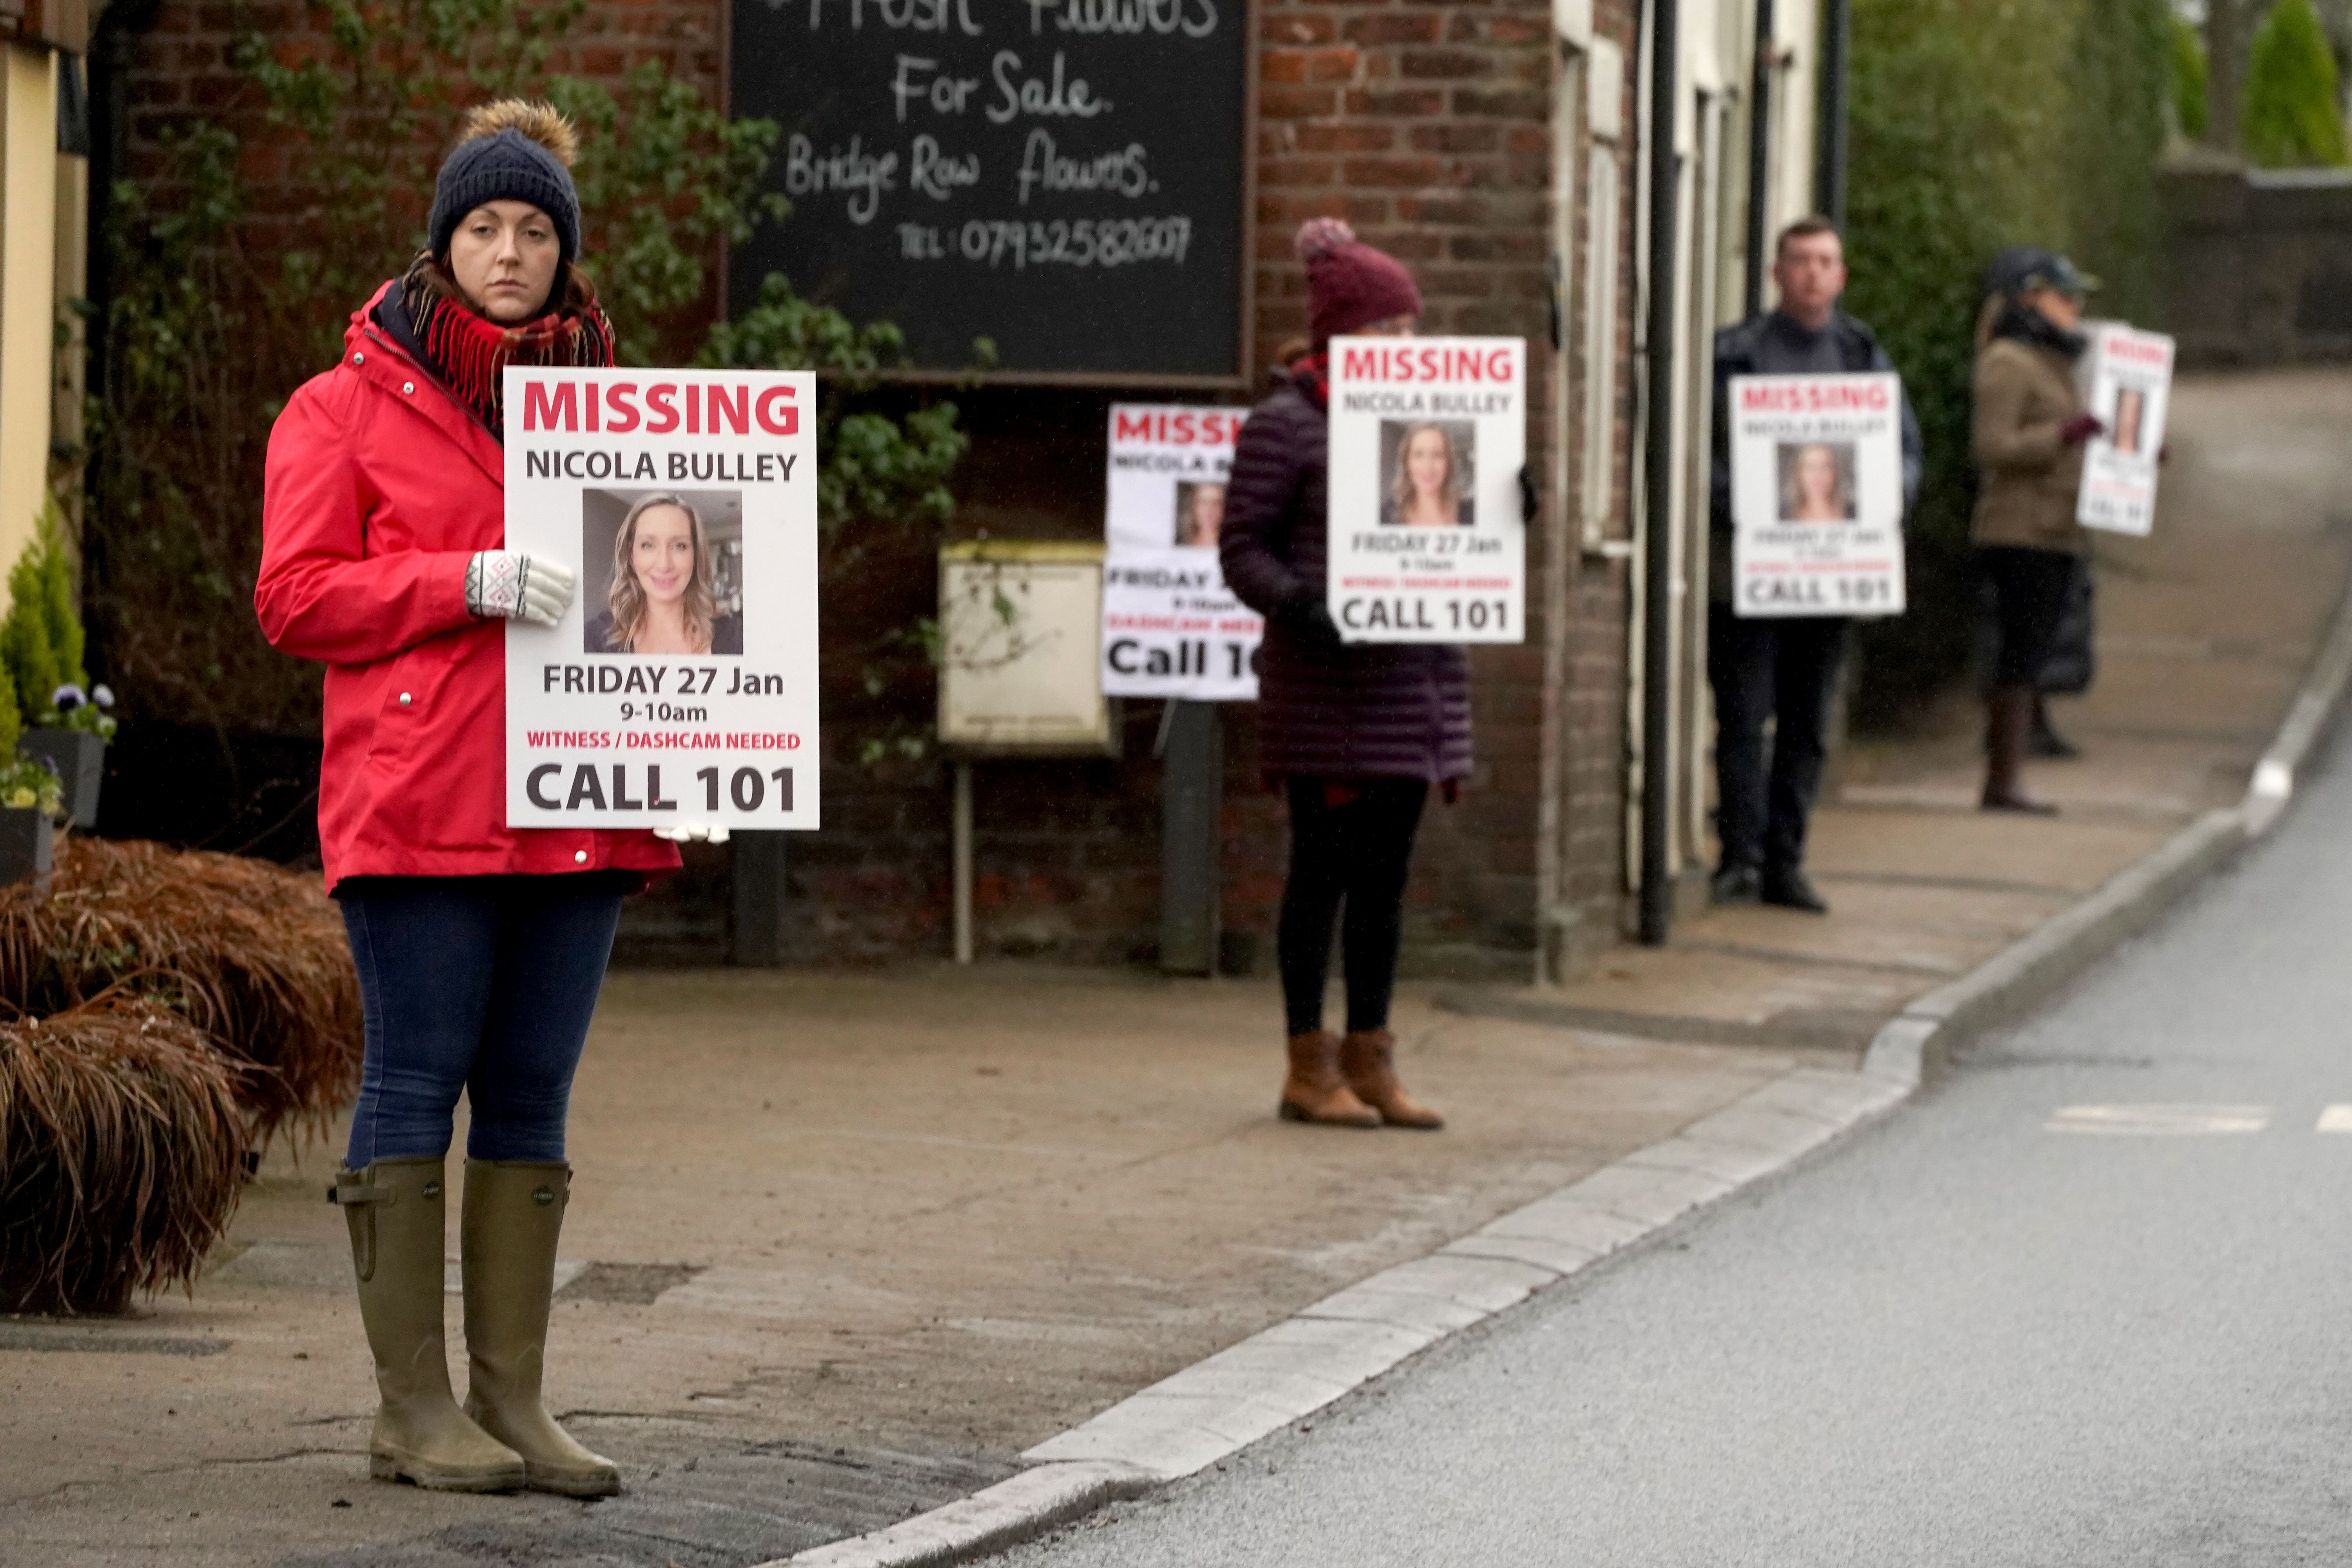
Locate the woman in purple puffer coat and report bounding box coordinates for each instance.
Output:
[1220,220,1470,1131]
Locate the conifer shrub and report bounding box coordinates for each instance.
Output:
[2241,0,2349,167]
[2172,15,2210,141]
[0,510,110,744]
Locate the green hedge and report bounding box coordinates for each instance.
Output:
[1842,0,2170,726]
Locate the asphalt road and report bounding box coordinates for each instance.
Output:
[1001,733,2352,1566]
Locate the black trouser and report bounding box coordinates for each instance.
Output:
[1279,777,1428,1036]
[1707,606,1848,875]
[1979,545,2077,689]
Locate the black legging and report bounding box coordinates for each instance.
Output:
[1279,777,1429,1036]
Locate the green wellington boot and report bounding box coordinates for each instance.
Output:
[460,1161,621,1497]
[330,1158,527,1491]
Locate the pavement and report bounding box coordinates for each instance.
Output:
[2,368,2348,1567]
[991,629,2352,1568]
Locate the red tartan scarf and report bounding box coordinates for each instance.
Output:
[394,252,615,440]
[1291,351,1330,411]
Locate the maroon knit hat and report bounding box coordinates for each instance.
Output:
[1298,218,1422,347]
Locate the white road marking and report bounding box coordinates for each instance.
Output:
[2316,1104,2352,1132]
[2045,1104,2271,1135]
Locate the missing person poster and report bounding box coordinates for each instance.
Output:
[502,367,820,830]
[1728,372,1907,617]
[1326,336,1527,644]
[2076,323,2174,536]
[1101,405,1263,701]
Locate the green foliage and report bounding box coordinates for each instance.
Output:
[2241,0,2348,167]
[699,273,969,556]
[37,517,86,704]
[0,510,97,739]
[0,602,58,742]
[0,754,65,817]
[91,0,968,737]
[2172,15,2210,140]
[0,668,21,765]
[0,570,66,811]
[1844,0,2171,725]
[233,0,581,368]
[547,68,788,366]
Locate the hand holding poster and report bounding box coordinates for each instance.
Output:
[503,367,820,829]
[1729,372,1907,618]
[2075,323,2174,536]
[1101,405,1263,701]
[1326,336,1527,644]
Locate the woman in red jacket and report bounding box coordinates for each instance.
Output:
[256,100,677,1498]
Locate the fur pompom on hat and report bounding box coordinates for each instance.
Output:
[428,100,584,263]
[1296,218,1421,347]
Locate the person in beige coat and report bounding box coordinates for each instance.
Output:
[1971,249,2103,814]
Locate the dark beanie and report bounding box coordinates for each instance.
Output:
[1298,218,1422,347]
[428,103,583,262]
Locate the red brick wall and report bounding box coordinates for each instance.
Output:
[1558,3,1640,965]
[1249,0,1553,974]
[109,0,1639,973]
[114,0,722,196]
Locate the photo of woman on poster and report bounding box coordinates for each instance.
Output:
[584,491,744,655]
[1777,441,1857,523]
[2111,386,2145,455]
[1379,421,1474,527]
[1175,481,1227,548]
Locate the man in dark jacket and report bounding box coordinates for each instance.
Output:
[1707,215,1922,913]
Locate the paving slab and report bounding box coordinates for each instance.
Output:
[0,974,1801,1566]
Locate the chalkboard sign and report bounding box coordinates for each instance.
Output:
[729,0,1250,382]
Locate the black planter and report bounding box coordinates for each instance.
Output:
[24,728,103,828]
[0,806,53,884]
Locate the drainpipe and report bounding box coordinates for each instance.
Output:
[1639,0,1681,946]
[1743,0,1775,320]
[1815,0,1849,225]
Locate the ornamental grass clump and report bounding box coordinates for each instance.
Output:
[0,838,363,1138]
[0,994,250,1314]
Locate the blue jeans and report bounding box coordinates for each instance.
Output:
[338,874,628,1167]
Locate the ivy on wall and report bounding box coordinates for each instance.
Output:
[89,0,969,739]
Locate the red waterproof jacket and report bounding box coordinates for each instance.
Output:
[256,281,681,891]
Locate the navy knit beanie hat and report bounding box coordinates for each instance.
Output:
[428,100,583,262]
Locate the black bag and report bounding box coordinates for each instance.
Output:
[2038,560,2096,696]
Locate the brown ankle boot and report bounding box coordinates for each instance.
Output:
[1982,686,2058,815]
[1279,1030,1380,1127]
[1341,1029,1445,1129]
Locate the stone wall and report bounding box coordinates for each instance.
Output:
[2161,156,2352,367]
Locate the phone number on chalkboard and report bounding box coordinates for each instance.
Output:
[894,214,1193,270]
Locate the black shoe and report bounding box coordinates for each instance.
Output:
[2029,718,2080,760]
[1711,865,1762,906]
[1760,867,1829,914]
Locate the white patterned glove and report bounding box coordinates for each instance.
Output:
[466,551,575,628]
[654,824,731,843]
